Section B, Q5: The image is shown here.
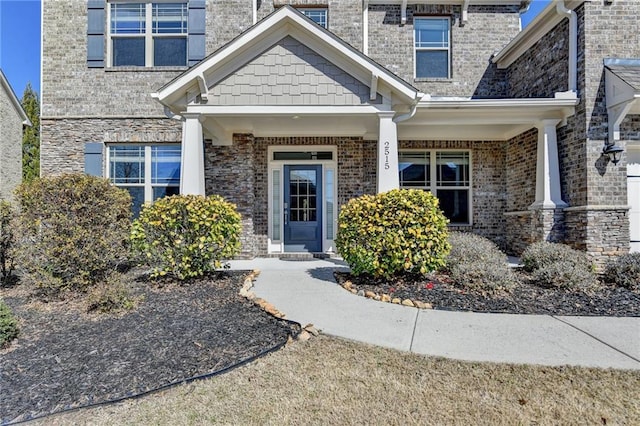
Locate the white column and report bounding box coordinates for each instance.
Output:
[377,111,399,193]
[180,113,206,196]
[530,119,567,209]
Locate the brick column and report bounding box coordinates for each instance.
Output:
[180,113,205,195]
[377,111,399,193]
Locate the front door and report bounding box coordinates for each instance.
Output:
[284,165,322,252]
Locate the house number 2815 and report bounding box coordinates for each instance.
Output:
[384,141,390,170]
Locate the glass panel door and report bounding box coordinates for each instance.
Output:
[283,165,322,252]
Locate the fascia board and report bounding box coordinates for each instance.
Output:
[0,69,31,126]
[493,0,584,69]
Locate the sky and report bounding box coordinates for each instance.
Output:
[0,0,552,101]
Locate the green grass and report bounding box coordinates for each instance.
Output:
[38,335,640,425]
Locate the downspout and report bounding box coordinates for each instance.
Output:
[252,0,257,25]
[556,1,577,95]
[363,0,369,55]
[393,93,428,123]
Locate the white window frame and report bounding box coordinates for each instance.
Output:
[299,8,328,28]
[414,17,451,79]
[107,0,188,67]
[399,149,472,225]
[106,144,181,210]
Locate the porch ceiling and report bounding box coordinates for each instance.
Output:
[198,96,578,142]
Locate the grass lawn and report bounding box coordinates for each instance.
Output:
[38,335,640,425]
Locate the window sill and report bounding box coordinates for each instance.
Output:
[414,78,453,83]
[105,66,189,73]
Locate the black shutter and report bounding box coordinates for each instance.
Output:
[87,0,106,68]
[188,0,206,66]
[84,143,104,176]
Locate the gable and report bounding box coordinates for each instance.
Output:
[206,37,380,106]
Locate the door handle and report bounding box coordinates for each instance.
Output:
[284,202,288,225]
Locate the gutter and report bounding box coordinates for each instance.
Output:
[394,93,427,123]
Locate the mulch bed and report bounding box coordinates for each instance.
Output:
[334,271,640,317]
[0,271,300,425]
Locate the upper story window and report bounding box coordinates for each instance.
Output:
[414,17,450,79]
[109,1,188,67]
[299,8,328,28]
[399,150,471,224]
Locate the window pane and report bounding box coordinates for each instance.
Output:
[415,19,449,48]
[124,186,145,218]
[437,152,469,186]
[300,9,327,28]
[272,170,281,240]
[111,3,145,34]
[416,50,449,78]
[153,37,187,66]
[399,151,430,187]
[437,189,469,224]
[153,186,180,201]
[113,37,145,66]
[109,146,145,184]
[152,3,188,34]
[152,146,181,184]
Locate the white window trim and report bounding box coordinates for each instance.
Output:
[106,144,181,206]
[106,0,188,68]
[267,145,338,254]
[399,149,472,226]
[413,16,451,80]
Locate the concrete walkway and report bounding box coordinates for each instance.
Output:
[229,257,640,370]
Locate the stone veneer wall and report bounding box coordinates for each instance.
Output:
[40,118,182,176]
[367,4,519,97]
[399,140,507,248]
[0,81,24,201]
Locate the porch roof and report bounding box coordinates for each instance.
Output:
[605,58,640,142]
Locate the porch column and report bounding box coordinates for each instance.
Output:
[180,113,206,195]
[530,119,567,209]
[377,111,399,193]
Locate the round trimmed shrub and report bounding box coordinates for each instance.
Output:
[521,241,592,273]
[131,195,241,280]
[15,174,132,294]
[446,232,518,293]
[531,260,597,290]
[0,298,19,347]
[522,241,596,289]
[335,189,450,278]
[602,253,640,290]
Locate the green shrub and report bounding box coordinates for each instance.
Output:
[0,201,16,285]
[15,174,132,294]
[131,195,241,280]
[0,298,19,347]
[602,253,640,290]
[521,241,592,273]
[522,241,596,290]
[531,260,597,290]
[445,232,518,293]
[335,189,450,278]
[87,272,137,313]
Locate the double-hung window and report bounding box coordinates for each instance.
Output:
[108,145,181,216]
[109,1,188,67]
[399,150,471,224]
[414,17,450,79]
[299,8,328,28]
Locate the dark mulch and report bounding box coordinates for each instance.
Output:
[335,271,640,317]
[0,271,300,425]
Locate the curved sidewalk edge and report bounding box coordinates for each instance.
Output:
[230,258,640,370]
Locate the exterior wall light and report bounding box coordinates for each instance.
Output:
[603,143,624,165]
